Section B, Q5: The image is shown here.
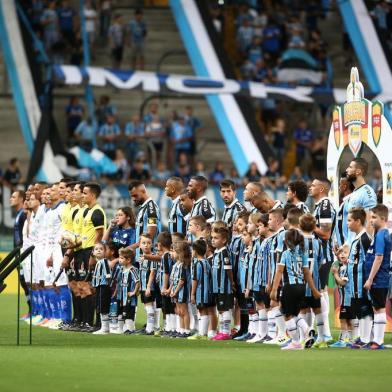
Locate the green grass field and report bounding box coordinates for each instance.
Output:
[0,294,391,392]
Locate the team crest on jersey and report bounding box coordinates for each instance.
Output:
[148,218,156,225]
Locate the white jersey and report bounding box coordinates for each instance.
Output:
[46,202,65,253]
[29,204,47,249]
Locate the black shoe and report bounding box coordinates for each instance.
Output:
[124,330,135,335]
[134,327,146,335]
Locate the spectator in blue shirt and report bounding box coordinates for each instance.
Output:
[57,0,76,45]
[209,162,226,185]
[170,116,193,160]
[98,115,121,159]
[184,105,201,159]
[65,96,84,138]
[262,20,281,59]
[128,8,147,70]
[237,19,254,57]
[124,114,145,162]
[247,36,263,64]
[95,95,117,126]
[293,120,315,166]
[30,0,45,33]
[74,116,97,151]
[40,1,60,51]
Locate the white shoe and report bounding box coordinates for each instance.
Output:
[93,328,109,335]
[49,320,62,330]
[110,328,122,334]
[264,335,289,345]
[246,334,264,344]
[281,341,303,350]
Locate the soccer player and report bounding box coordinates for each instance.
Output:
[187,175,216,222]
[128,180,161,255]
[91,242,112,334]
[309,178,336,342]
[80,182,107,331]
[286,180,310,213]
[165,177,187,236]
[271,229,321,350]
[189,239,211,340]
[243,181,264,213]
[249,191,284,213]
[187,215,207,242]
[118,247,140,334]
[363,204,391,349]
[346,208,372,348]
[220,179,246,229]
[138,233,157,335]
[210,226,234,341]
[345,158,377,242]
[335,173,354,248]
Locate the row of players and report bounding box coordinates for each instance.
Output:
[15,157,389,349]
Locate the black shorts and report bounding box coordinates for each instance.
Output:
[280,284,305,317]
[252,287,270,308]
[155,290,162,309]
[95,285,111,314]
[120,302,136,320]
[369,288,388,310]
[319,261,332,288]
[214,293,234,312]
[237,292,254,310]
[111,46,123,62]
[301,295,321,310]
[351,297,373,319]
[161,295,175,314]
[140,290,156,304]
[73,249,86,280]
[339,305,354,320]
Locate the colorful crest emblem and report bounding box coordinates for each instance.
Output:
[372,101,383,147]
[332,107,341,149]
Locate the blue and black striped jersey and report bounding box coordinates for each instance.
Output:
[168,196,187,235]
[120,265,140,306]
[158,251,175,290]
[268,227,286,284]
[230,235,244,286]
[337,263,351,307]
[170,262,189,302]
[135,197,161,247]
[192,258,211,305]
[303,234,325,295]
[189,196,216,223]
[211,246,233,294]
[139,257,157,291]
[222,198,246,229]
[278,248,309,285]
[92,258,111,287]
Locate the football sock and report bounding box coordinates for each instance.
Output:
[273,307,286,338]
[267,308,276,338]
[320,294,331,337]
[351,318,359,339]
[373,312,386,345]
[154,307,161,330]
[249,312,258,334]
[146,305,155,333]
[118,316,124,332]
[200,315,209,336]
[315,313,325,341]
[297,314,309,341]
[360,316,373,344]
[286,317,299,343]
[222,311,231,334]
[101,314,109,332]
[125,319,135,332]
[258,309,268,338]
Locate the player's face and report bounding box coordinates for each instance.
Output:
[65,187,73,203]
[140,237,152,254]
[28,194,40,211]
[370,212,383,231]
[58,182,67,199]
[247,220,257,234]
[9,192,21,207]
[258,223,268,236]
[180,194,193,212]
[309,180,322,198]
[286,187,294,202]
[164,181,174,197]
[129,187,144,206]
[83,187,95,206]
[346,161,358,182]
[119,255,127,266]
[211,232,225,249]
[116,210,128,226]
[25,185,34,201]
[187,179,198,200]
[268,214,281,232]
[188,220,197,235]
[43,189,51,206]
[243,183,254,202]
[338,178,348,198]
[236,218,246,233]
[73,184,82,204]
[93,244,105,259]
[347,213,359,232]
[241,232,251,246]
[220,187,235,205]
[50,184,60,203]
[34,183,44,199]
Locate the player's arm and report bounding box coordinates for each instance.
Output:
[304,267,321,298]
[333,271,347,287]
[365,211,374,237]
[143,253,161,262]
[314,222,332,241]
[145,264,156,296]
[191,272,198,305]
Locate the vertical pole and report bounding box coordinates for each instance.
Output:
[29,251,33,345]
[16,250,20,346]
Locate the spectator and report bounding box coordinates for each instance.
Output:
[293,119,314,166]
[129,158,151,182]
[40,1,60,52]
[261,158,286,190]
[262,19,282,60]
[97,114,121,159]
[74,116,97,151]
[128,8,147,70]
[65,96,84,139]
[369,168,383,193]
[195,161,207,178]
[57,0,76,46]
[99,0,113,40]
[184,105,202,159]
[174,163,192,185]
[247,36,263,64]
[244,162,261,184]
[145,115,166,162]
[151,161,171,187]
[30,0,45,33]
[124,114,145,162]
[310,136,326,178]
[95,95,117,126]
[70,29,83,65]
[288,29,306,49]
[252,10,268,38]
[83,0,98,59]
[112,149,129,182]
[108,14,125,69]
[170,116,193,160]
[229,167,242,187]
[3,158,23,190]
[270,117,286,170]
[237,18,254,57]
[289,166,310,183]
[209,162,226,185]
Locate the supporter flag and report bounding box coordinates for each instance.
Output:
[277,49,323,85]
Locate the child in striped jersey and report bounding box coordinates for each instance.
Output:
[271,229,321,350]
[118,248,140,334]
[157,232,176,336]
[298,214,325,348]
[205,238,219,338]
[169,241,191,337]
[331,244,354,348]
[91,243,112,334]
[138,233,157,335]
[188,239,211,340]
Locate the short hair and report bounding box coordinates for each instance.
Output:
[352,158,368,176]
[119,247,135,261]
[60,178,73,184]
[157,231,172,248]
[84,182,101,198]
[191,175,208,191]
[288,180,308,202]
[317,178,331,192]
[249,182,264,193]
[171,232,186,242]
[299,213,316,232]
[283,202,296,219]
[189,215,207,230]
[259,213,269,227]
[167,176,184,190]
[249,212,262,225]
[236,210,250,223]
[269,208,284,220]
[128,180,144,191]
[212,226,230,242]
[371,204,389,221]
[67,181,78,190]
[211,220,228,231]
[192,239,207,257]
[348,207,366,225]
[285,229,304,251]
[140,232,153,241]
[220,179,236,191]
[9,157,18,165]
[15,190,26,201]
[287,207,303,226]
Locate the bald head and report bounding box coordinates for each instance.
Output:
[243,182,264,203]
[252,191,274,213]
[165,176,184,199]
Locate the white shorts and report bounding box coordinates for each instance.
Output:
[52,245,68,286]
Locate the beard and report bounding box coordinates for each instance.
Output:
[346,173,357,183]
